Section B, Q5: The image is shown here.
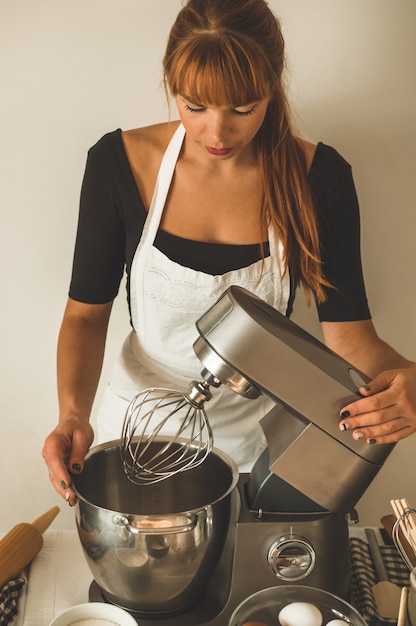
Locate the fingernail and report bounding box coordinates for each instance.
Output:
[341,411,350,419]
[61,480,67,489]
[339,423,349,431]
[353,431,364,440]
[65,490,70,502]
[367,438,376,445]
[72,463,81,471]
[361,385,371,392]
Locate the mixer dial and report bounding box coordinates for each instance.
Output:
[267,533,315,581]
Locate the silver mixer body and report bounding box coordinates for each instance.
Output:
[194,285,394,514]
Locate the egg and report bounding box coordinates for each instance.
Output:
[278,602,323,626]
[326,621,349,626]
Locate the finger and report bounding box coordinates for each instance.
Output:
[46,466,77,505]
[43,443,75,504]
[357,370,398,397]
[65,488,78,507]
[352,419,415,445]
[68,453,85,475]
[46,464,70,493]
[339,395,397,432]
[43,455,72,497]
[341,370,400,418]
[68,427,94,474]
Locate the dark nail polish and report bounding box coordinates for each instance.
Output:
[341,411,350,419]
[72,463,81,471]
[367,438,376,445]
[61,480,67,489]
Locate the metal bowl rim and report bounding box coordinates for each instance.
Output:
[72,436,240,517]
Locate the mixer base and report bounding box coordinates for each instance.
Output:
[87,475,351,625]
[89,580,230,625]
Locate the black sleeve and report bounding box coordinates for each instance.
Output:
[69,133,126,304]
[311,144,371,322]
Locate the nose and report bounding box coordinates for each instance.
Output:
[207,111,231,144]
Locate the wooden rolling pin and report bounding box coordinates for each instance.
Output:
[0,506,60,588]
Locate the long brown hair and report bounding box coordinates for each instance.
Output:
[163,0,330,302]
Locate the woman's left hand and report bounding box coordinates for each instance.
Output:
[338,364,416,444]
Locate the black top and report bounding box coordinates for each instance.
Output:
[69,129,371,323]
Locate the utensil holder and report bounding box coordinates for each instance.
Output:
[408,568,416,626]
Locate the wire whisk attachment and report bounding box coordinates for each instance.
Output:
[121,380,214,485]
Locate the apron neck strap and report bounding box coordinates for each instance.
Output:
[141,123,186,246]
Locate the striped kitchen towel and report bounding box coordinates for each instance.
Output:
[350,536,410,626]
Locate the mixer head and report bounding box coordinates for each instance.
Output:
[120,381,214,484]
[192,285,395,513]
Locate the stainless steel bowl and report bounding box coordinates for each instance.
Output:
[72,438,240,617]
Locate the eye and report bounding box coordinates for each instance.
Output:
[184,104,205,114]
[232,105,257,116]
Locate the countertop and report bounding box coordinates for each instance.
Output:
[10,528,376,626]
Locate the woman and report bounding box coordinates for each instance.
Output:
[43,0,416,505]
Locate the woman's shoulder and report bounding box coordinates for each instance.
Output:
[312,141,352,174]
[123,120,180,142]
[304,140,354,199]
[87,121,180,163]
[297,137,351,176]
[122,121,181,162]
[307,142,358,224]
[122,121,182,208]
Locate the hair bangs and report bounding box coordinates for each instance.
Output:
[166,34,272,106]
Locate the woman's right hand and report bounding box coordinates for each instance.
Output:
[42,417,94,506]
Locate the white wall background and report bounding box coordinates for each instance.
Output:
[1,0,415,532]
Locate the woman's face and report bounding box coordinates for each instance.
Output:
[175,94,270,162]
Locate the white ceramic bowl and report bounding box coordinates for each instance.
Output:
[49,602,138,626]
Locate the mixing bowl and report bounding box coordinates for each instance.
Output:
[72,438,239,617]
[228,585,367,626]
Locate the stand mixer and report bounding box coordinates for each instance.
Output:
[74,285,395,625]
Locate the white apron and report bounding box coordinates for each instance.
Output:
[97,123,291,471]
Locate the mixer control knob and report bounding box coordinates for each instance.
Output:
[267,534,315,581]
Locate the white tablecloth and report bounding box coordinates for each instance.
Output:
[15,531,91,626]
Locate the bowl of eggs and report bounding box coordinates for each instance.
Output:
[228,585,367,626]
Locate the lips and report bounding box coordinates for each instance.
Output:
[205,146,233,156]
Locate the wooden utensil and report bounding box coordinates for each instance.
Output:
[397,587,409,626]
[0,506,60,588]
[381,514,416,568]
[391,498,416,552]
[365,528,402,619]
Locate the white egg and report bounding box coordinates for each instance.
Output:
[278,602,323,626]
[326,621,349,626]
